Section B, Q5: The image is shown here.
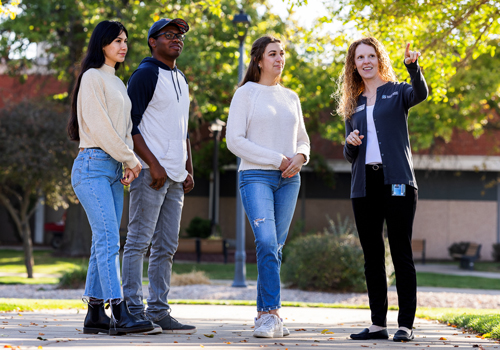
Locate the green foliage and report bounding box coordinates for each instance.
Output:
[58,265,87,289]
[0,99,76,207]
[493,244,500,262]
[185,216,212,239]
[282,216,394,292]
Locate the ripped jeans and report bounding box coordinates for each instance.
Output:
[239,170,301,312]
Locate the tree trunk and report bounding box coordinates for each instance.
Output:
[22,222,34,278]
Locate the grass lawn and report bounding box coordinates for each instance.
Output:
[416,307,500,339]
[0,249,89,275]
[2,250,499,291]
[416,272,500,290]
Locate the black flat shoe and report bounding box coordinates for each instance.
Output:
[393,329,414,342]
[350,328,389,340]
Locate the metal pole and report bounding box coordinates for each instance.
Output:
[233,38,247,287]
[497,173,500,243]
[211,131,219,236]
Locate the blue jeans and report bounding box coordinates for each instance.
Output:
[239,170,301,312]
[71,149,124,301]
[122,169,184,321]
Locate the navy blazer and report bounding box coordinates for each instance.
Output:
[343,61,428,198]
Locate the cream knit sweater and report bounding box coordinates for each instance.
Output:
[77,64,139,169]
[226,82,310,171]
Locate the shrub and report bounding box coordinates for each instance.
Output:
[282,216,394,293]
[171,271,211,286]
[185,217,212,239]
[448,242,469,260]
[493,244,500,262]
[58,265,87,289]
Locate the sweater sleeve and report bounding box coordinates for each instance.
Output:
[226,88,284,168]
[294,95,311,165]
[79,70,139,169]
[343,117,358,164]
[127,66,158,136]
[402,60,429,109]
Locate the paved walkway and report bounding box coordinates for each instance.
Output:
[1,304,498,349]
[415,263,500,279]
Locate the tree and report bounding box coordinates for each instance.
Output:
[0,99,76,277]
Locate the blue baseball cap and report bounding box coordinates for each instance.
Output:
[147,18,190,40]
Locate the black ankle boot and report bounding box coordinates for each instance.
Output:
[83,300,111,334]
[108,300,154,336]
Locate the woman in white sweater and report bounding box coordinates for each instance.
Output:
[226,35,310,338]
[67,21,153,336]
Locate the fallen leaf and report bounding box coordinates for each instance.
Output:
[453,333,458,335]
[38,333,45,336]
[439,337,447,340]
[4,346,13,349]
[18,331,25,333]
[173,341,178,343]
[224,342,231,344]
[203,334,214,338]
[212,331,217,333]
[18,314,22,316]
[37,336,47,341]
[76,329,81,331]
[240,340,248,343]
[38,347,43,349]
[200,346,204,348]
[321,329,330,334]
[361,346,369,348]
[295,329,306,331]
[314,340,320,342]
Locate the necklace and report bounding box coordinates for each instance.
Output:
[364,91,376,100]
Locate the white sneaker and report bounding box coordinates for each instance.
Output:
[254,316,290,336]
[253,314,283,338]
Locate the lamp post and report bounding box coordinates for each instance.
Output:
[232,9,250,288]
[210,119,226,237]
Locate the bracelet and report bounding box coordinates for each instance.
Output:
[301,153,307,163]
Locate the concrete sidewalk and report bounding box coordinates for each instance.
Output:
[415,263,500,279]
[1,304,498,349]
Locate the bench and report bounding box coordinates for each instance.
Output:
[177,238,228,263]
[412,239,426,264]
[452,242,482,270]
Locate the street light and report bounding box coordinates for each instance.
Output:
[232,9,250,288]
[209,119,226,238]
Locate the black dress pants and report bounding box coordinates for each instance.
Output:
[352,165,417,329]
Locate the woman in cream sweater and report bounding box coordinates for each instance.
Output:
[67,20,153,336]
[226,35,310,339]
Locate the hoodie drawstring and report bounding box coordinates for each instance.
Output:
[170,68,183,103]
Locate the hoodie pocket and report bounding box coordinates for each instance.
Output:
[160,140,187,180]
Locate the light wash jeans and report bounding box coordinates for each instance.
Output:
[239,170,301,312]
[71,149,124,301]
[122,169,184,321]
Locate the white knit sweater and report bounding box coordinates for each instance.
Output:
[226,82,310,172]
[77,64,139,169]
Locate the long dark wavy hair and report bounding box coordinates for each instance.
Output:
[239,35,282,87]
[67,20,128,141]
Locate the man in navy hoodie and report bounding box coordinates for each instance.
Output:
[122,18,196,334]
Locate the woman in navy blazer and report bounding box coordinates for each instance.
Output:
[337,37,428,342]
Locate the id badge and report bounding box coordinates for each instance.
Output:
[391,184,406,196]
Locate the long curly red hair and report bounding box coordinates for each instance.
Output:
[336,37,397,120]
